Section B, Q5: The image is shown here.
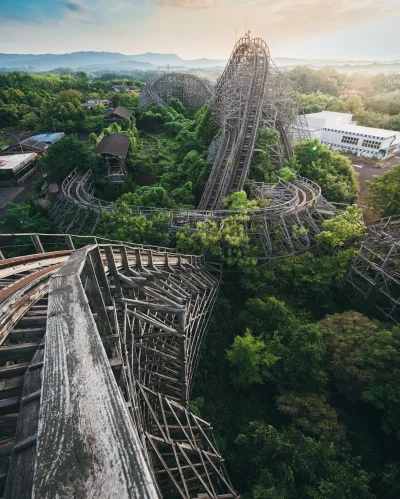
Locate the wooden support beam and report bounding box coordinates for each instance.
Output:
[31,234,44,254]
[64,235,75,250]
[105,246,123,296]
[127,310,179,336]
[119,298,183,314]
[34,266,158,499]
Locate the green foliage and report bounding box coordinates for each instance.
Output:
[0,201,52,234]
[276,393,345,441]
[279,166,297,182]
[177,214,257,269]
[43,135,99,182]
[319,311,400,439]
[250,128,280,181]
[118,186,174,208]
[95,203,172,247]
[222,191,259,210]
[293,139,359,203]
[235,423,372,499]
[226,330,279,387]
[242,250,357,317]
[366,165,400,217]
[316,206,366,248]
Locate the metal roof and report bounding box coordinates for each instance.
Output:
[0,153,36,173]
[30,133,65,144]
[104,106,132,119]
[94,133,130,158]
[332,124,398,139]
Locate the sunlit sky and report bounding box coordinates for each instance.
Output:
[1,0,400,60]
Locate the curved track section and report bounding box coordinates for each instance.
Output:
[51,168,340,262]
[0,233,237,498]
[139,72,215,110]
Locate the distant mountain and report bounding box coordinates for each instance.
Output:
[1,51,400,74]
[274,57,400,68]
[0,51,227,71]
[129,52,227,68]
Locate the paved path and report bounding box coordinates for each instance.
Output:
[0,187,25,209]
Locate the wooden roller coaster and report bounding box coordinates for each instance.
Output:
[0,233,237,498]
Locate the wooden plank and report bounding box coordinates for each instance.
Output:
[0,397,21,415]
[0,363,29,380]
[0,343,40,363]
[8,328,45,341]
[4,344,43,498]
[30,235,44,254]
[34,270,158,499]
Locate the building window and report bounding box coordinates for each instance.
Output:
[362,139,381,149]
[341,135,359,145]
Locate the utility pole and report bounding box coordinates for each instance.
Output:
[0,131,24,154]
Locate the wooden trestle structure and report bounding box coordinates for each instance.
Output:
[140,35,310,211]
[347,215,400,324]
[0,233,237,498]
[139,73,215,110]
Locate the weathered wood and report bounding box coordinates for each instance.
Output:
[0,363,29,380]
[0,343,40,362]
[4,343,43,499]
[64,235,74,250]
[30,235,44,255]
[34,266,157,498]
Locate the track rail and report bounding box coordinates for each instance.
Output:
[198,37,270,210]
[0,236,238,498]
[139,72,214,110]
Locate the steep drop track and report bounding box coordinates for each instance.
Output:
[199,37,270,209]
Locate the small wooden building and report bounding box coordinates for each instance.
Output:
[94,133,130,184]
[103,106,133,123]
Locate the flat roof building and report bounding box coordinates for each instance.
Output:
[0,153,38,186]
[1,138,48,156]
[83,99,111,109]
[305,111,400,159]
[30,133,65,145]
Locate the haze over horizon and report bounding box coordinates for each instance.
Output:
[1,0,400,61]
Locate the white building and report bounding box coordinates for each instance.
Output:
[305,111,400,159]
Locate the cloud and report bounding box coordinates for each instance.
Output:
[62,1,86,12]
[1,14,42,26]
[253,0,400,39]
[154,0,220,9]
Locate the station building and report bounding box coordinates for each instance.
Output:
[0,153,38,186]
[305,111,400,159]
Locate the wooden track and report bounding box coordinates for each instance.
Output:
[0,236,236,498]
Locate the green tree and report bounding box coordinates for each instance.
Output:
[316,206,366,248]
[366,165,400,217]
[177,214,257,269]
[234,423,372,499]
[293,139,359,203]
[96,203,172,247]
[319,311,400,439]
[0,201,52,234]
[226,330,279,387]
[43,135,99,182]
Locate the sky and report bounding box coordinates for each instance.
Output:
[1,0,400,60]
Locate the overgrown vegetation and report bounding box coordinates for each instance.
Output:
[1,70,400,498]
[289,66,400,130]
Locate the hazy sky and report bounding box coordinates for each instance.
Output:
[1,0,400,60]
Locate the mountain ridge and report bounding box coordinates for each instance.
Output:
[1,51,400,73]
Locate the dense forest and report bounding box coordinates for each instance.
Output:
[1,68,400,498]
